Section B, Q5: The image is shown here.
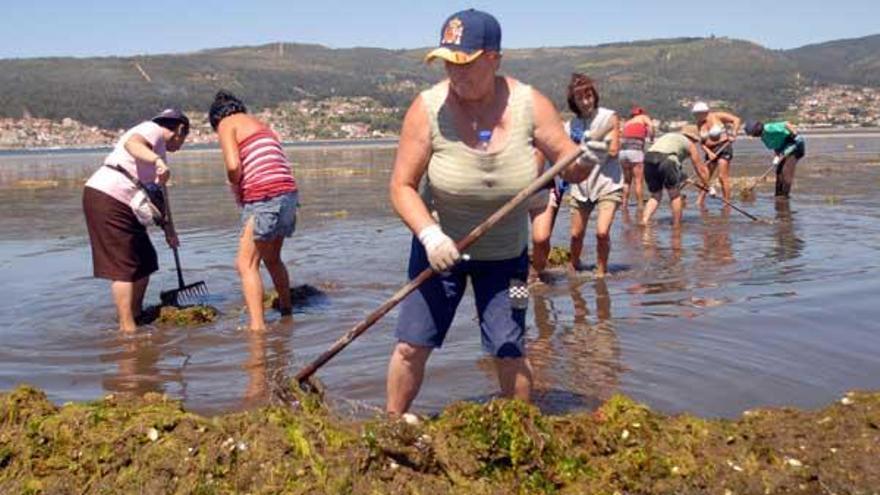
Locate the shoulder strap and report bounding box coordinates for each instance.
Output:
[106,164,149,191]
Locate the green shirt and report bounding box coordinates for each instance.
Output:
[761,122,791,153]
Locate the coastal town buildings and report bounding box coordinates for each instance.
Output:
[2,85,879,150]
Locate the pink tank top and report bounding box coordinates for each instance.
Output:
[236,129,297,203]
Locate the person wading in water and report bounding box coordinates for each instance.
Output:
[565,74,623,278]
[385,9,597,415]
[619,106,654,209]
[82,109,189,332]
[692,101,741,205]
[745,120,806,200]
[209,91,300,331]
[640,125,711,227]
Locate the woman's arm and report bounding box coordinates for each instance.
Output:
[785,122,799,136]
[607,114,620,158]
[390,95,462,272]
[124,134,169,184]
[389,95,435,235]
[217,120,242,186]
[531,89,592,183]
[717,111,742,139]
[689,142,710,184]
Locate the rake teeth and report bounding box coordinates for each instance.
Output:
[160,281,209,308]
[178,286,208,306]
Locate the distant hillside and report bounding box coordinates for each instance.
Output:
[787,34,880,87]
[0,34,876,130]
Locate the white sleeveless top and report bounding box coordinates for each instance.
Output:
[568,108,624,203]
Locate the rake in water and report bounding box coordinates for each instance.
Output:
[158,184,208,306]
[160,247,209,306]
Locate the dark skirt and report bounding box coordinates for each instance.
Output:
[83,186,158,281]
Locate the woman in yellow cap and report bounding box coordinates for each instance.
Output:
[385,9,597,415]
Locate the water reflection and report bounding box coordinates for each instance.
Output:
[101,330,177,397]
[242,320,294,408]
[772,200,804,263]
[529,278,621,413]
[698,208,735,268]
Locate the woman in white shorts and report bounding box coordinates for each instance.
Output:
[618,106,654,208]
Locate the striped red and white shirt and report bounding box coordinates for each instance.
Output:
[235,129,297,203]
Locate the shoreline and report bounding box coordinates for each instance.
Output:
[2,384,878,493]
[2,128,880,156]
[0,137,400,157]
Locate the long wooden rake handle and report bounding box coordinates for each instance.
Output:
[685,177,761,222]
[294,147,586,384]
[743,163,777,193]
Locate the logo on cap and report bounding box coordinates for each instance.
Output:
[442,18,463,46]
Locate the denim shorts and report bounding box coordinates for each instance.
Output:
[395,237,529,358]
[241,192,298,241]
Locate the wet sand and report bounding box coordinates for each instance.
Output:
[0,136,879,418]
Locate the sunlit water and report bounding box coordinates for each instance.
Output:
[1,136,878,418]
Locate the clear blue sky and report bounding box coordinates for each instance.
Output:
[2,0,877,58]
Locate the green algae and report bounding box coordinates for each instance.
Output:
[546,247,572,268]
[155,305,219,326]
[1,385,879,494]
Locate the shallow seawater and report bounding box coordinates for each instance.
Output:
[0,136,878,418]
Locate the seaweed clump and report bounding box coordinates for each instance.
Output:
[1,386,879,494]
[263,284,328,310]
[155,305,219,326]
[546,247,572,267]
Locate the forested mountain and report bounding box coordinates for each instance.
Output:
[786,34,880,87]
[0,34,876,129]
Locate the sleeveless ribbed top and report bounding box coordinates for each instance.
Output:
[421,80,536,261]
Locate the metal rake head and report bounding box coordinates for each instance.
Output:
[160,281,209,307]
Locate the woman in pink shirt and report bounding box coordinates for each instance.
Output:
[82,109,189,332]
[209,91,299,331]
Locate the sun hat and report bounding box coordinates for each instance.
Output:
[691,101,710,113]
[424,9,501,64]
[151,108,190,135]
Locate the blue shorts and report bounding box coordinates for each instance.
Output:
[241,192,298,241]
[395,237,529,358]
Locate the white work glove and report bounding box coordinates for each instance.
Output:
[772,155,782,166]
[418,224,461,272]
[708,186,718,197]
[585,140,608,152]
[578,143,601,166]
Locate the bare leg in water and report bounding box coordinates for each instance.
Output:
[238,217,292,330]
[112,276,149,332]
[775,156,798,199]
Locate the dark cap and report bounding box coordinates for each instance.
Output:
[151,108,190,135]
[744,120,764,137]
[425,9,501,65]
